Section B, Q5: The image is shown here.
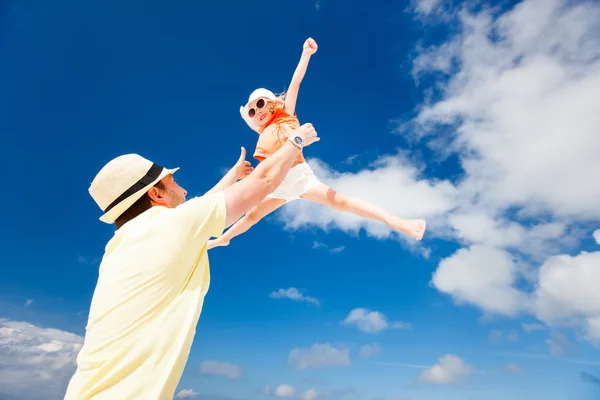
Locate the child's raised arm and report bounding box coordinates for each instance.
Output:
[285,38,318,115]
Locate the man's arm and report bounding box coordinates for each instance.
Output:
[204,147,253,196]
[222,123,319,227]
[284,38,318,115]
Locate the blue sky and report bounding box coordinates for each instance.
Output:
[2,0,600,399]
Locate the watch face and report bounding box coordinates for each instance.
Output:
[294,137,303,145]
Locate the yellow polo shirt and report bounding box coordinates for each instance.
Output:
[64,192,226,400]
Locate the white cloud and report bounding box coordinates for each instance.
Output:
[343,309,388,334]
[288,343,351,370]
[274,384,296,398]
[0,318,83,400]
[418,355,472,384]
[532,249,600,339]
[411,0,443,17]
[24,299,33,307]
[269,288,320,306]
[300,388,319,400]
[264,385,320,400]
[199,361,243,380]
[410,0,600,220]
[446,213,569,261]
[521,322,545,333]
[585,317,600,343]
[342,308,411,334]
[409,0,600,338]
[359,343,382,359]
[176,389,199,399]
[432,245,528,317]
[594,230,600,245]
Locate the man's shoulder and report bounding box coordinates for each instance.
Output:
[112,193,226,246]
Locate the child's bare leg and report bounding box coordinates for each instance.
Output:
[208,197,286,249]
[301,184,426,240]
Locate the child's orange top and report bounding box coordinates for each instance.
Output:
[253,107,306,167]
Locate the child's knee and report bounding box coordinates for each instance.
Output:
[333,194,349,212]
[246,208,263,223]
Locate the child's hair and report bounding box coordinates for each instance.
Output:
[257,90,290,134]
[270,90,287,109]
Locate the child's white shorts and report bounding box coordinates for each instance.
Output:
[267,162,322,202]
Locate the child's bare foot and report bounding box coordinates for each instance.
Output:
[389,217,426,240]
[207,237,230,250]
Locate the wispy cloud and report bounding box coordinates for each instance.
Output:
[359,343,382,359]
[489,329,519,343]
[521,322,545,333]
[545,332,576,357]
[372,358,487,377]
[199,361,243,380]
[505,363,521,373]
[176,389,199,399]
[312,241,345,253]
[410,0,444,17]
[24,299,33,307]
[288,343,351,370]
[77,255,99,265]
[269,288,320,306]
[391,321,412,329]
[494,351,600,366]
[342,308,411,334]
[368,361,428,369]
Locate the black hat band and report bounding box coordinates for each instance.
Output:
[104,163,164,213]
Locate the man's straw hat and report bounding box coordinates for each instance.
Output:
[89,154,179,224]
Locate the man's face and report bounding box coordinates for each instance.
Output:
[157,174,187,208]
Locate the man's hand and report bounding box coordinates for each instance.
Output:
[294,123,320,146]
[234,147,254,180]
[203,147,254,196]
[303,38,318,56]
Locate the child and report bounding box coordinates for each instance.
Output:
[208,38,426,249]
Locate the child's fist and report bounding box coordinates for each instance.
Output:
[303,38,318,55]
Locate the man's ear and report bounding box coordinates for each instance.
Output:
[147,186,167,205]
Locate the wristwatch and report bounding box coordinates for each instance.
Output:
[288,135,304,149]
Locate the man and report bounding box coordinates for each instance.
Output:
[64,123,319,399]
